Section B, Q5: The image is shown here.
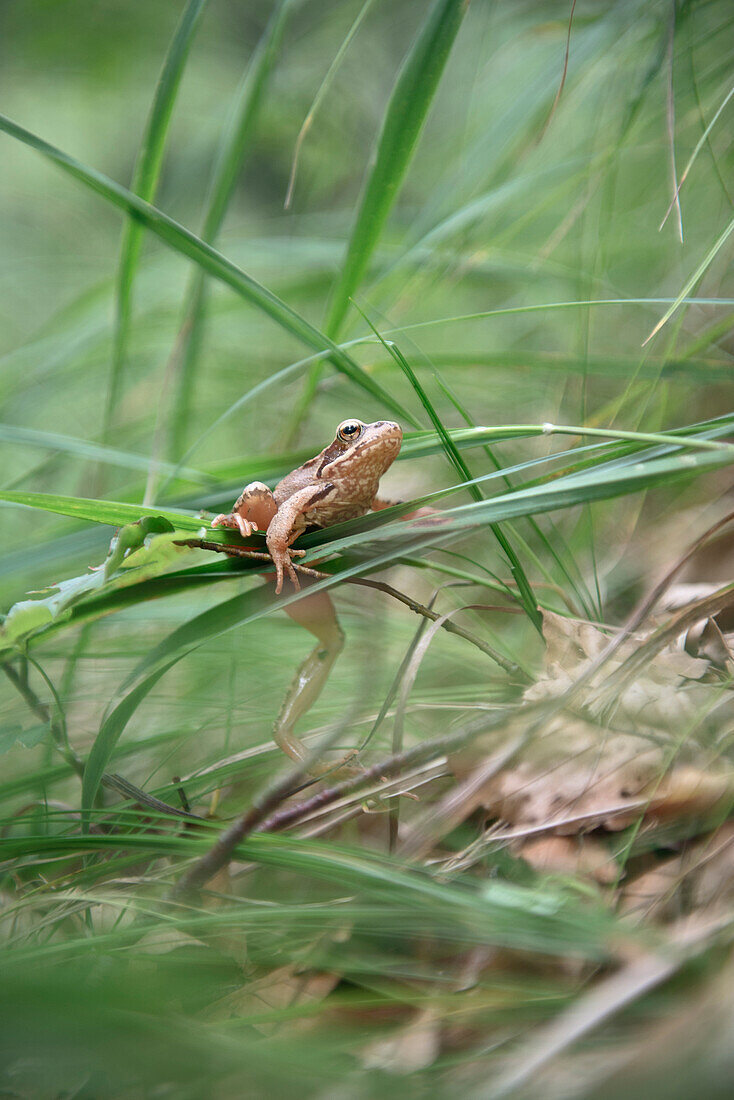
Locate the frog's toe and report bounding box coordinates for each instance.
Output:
[212,512,258,538]
[234,514,257,538]
[284,555,302,592]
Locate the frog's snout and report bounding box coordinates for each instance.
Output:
[375,420,403,442]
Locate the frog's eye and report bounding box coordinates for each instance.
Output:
[337,419,363,442]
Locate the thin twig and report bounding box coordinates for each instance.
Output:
[171,722,353,899]
[258,704,526,836]
[101,772,203,822]
[350,580,525,679]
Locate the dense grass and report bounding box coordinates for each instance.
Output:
[1,1,733,1096]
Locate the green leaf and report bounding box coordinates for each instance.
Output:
[0,111,416,426]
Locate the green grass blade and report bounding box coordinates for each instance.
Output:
[170,0,294,457]
[0,423,211,484]
[287,0,468,435]
[357,321,541,629]
[284,0,376,209]
[432,369,597,620]
[299,445,734,567]
[324,0,469,338]
[643,214,734,344]
[81,658,180,831]
[0,112,416,426]
[104,0,209,445]
[0,489,204,531]
[81,585,276,818]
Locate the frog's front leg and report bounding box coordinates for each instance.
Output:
[212,481,277,539]
[266,484,333,594]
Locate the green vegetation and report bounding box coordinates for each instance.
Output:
[1,1,733,1096]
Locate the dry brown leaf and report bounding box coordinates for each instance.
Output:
[202,963,339,1029]
[450,610,733,864]
[361,1006,441,1074]
[518,835,619,884]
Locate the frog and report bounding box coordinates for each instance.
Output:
[212,418,403,594]
[210,418,404,777]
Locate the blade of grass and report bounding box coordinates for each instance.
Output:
[290,0,469,433]
[432,367,598,621]
[0,489,205,531]
[104,0,209,445]
[296,444,734,568]
[643,214,734,345]
[284,0,376,210]
[325,0,469,337]
[659,79,734,231]
[357,317,547,631]
[0,423,211,484]
[169,0,294,459]
[0,112,417,426]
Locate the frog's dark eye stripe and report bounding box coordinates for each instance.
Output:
[337,419,363,442]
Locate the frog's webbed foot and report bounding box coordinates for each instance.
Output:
[271,546,307,595]
[211,512,259,538]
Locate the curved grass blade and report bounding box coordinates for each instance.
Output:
[0,112,416,426]
[431,370,598,621]
[643,214,734,345]
[284,0,376,209]
[81,658,180,831]
[0,489,204,531]
[324,0,469,338]
[104,0,210,444]
[0,423,211,484]
[169,0,294,457]
[659,79,734,231]
[358,319,544,630]
[289,0,469,432]
[82,584,275,821]
[299,444,734,569]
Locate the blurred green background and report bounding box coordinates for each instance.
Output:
[1,0,733,1096]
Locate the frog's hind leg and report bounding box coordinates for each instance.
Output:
[275,588,358,779]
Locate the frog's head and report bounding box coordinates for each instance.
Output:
[321,418,402,478]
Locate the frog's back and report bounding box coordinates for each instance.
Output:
[274,457,323,502]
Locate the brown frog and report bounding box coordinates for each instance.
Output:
[212,418,403,593]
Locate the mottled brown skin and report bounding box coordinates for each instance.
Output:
[212,419,403,594]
